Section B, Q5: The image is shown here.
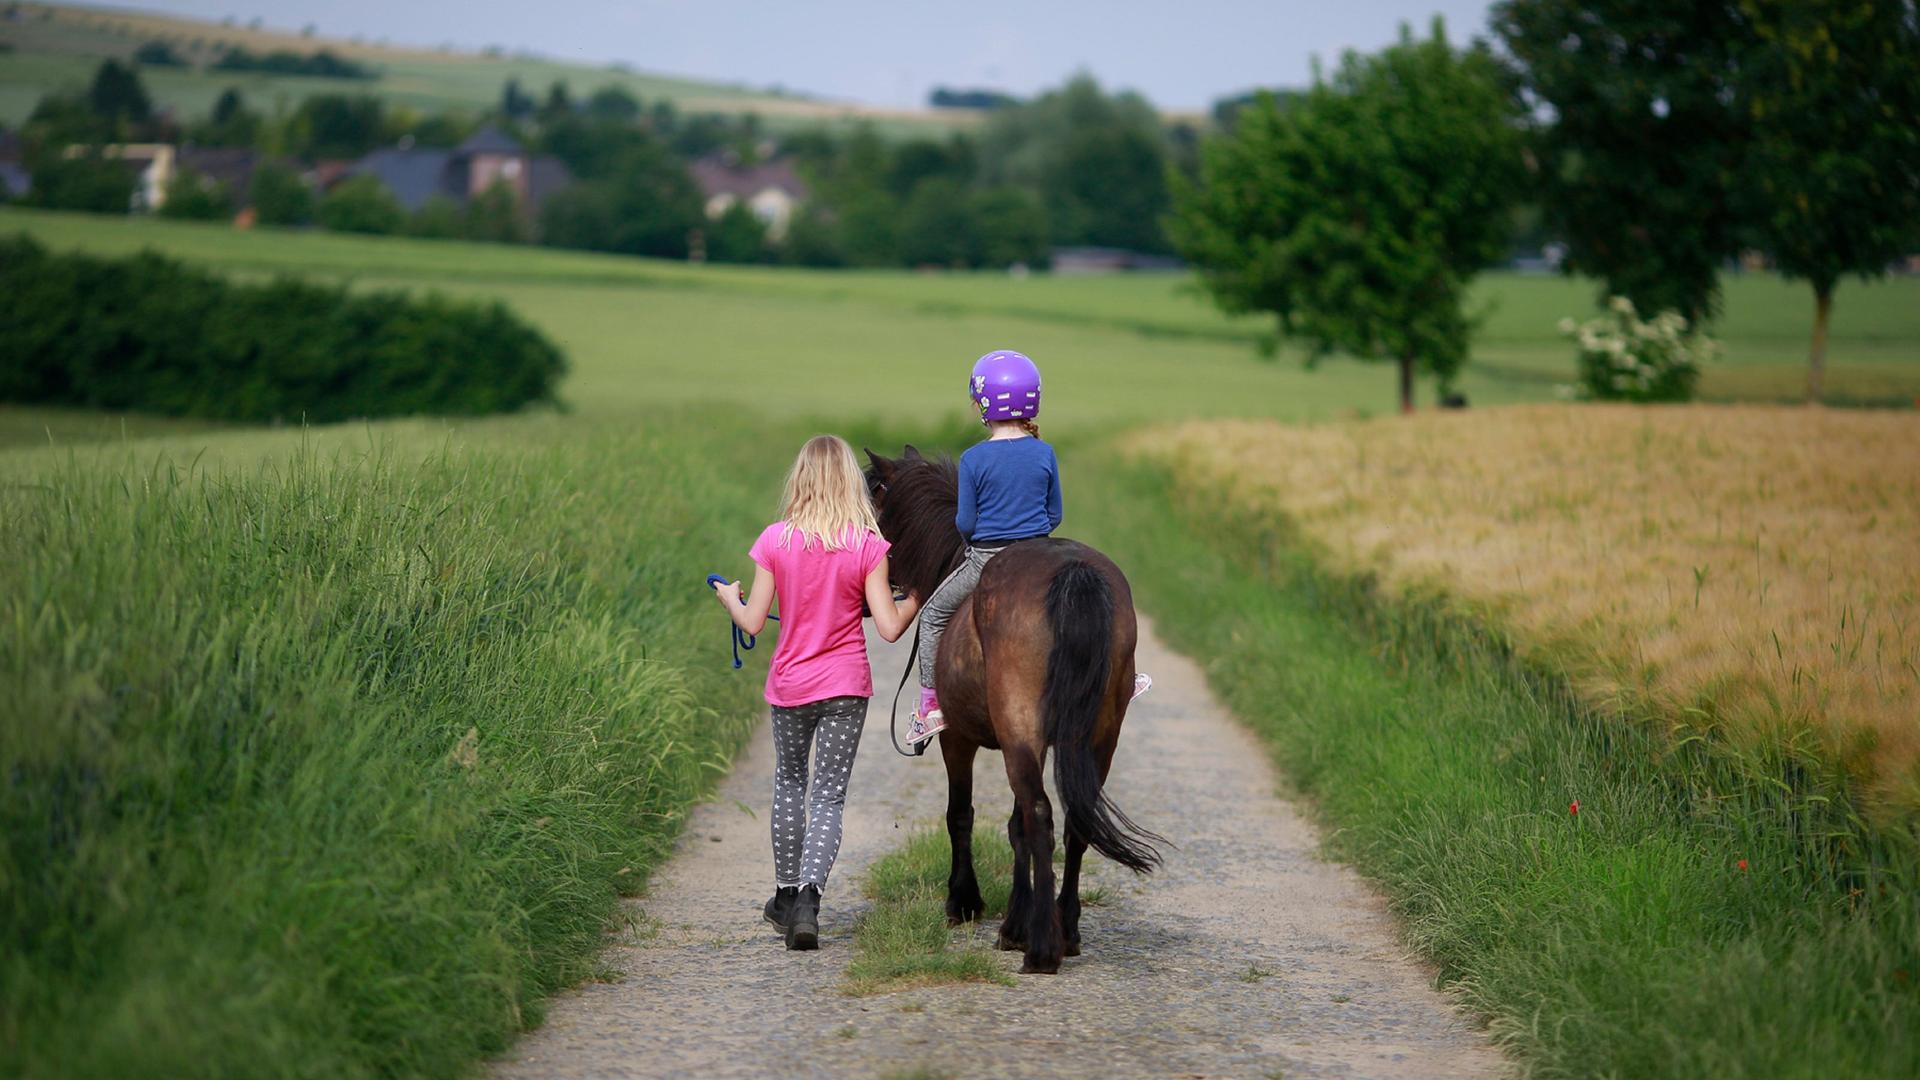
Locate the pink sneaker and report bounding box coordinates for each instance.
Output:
[908,687,946,749]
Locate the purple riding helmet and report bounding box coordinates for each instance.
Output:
[968,349,1042,424]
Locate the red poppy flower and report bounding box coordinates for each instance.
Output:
[1737,859,1749,871]
[1569,799,1580,816]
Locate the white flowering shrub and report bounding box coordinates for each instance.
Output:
[1559,296,1716,403]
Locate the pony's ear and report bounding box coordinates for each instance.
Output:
[864,448,893,478]
[902,444,925,462]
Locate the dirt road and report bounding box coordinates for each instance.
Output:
[495,620,1502,1079]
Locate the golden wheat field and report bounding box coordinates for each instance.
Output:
[1134,405,1920,815]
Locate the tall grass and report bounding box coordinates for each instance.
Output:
[1069,447,1920,1078]
[0,416,785,1076]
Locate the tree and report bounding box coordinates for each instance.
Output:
[462,180,525,243]
[1043,124,1170,251]
[158,168,231,220]
[500,78,535,120]
[188,87,261,147]
[289,95,385,159]
[317,176,404,234]
[540,143,703,257]
[970,187,1050,268]
[24,91,110,146]
[87,60,151,130]
[1171,20,1525,413]
[832,185,901,267]
[408,194,464,238]
[249,162,313,226]
[980,74,1174,251]
[25,153,135,213]
[706,201,768,263]
[898,177,977,266]
[780,206,846,267]
[1494,0,1749,322]
[540,81,573,123]
[586,85,640,122]
[133,41,186,67]
[1734,0,1920,401]
[886,137,974,199]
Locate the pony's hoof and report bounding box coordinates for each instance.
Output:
[1064,940,1081,957]
[945,899,984,926]
[1020,956,1062,975]
[997,932,1024,951]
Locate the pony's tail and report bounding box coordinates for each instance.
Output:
[1044,561,1162,875]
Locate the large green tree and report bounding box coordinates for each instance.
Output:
[1494,0,1749,322]
[1171,20,1524,413]
[1735,0,1920,401]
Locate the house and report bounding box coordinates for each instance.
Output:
[66,143,174,210]
[58,144,265,212]
[689,154,809,240]
[176,147,260,201]
[338,127,573,215]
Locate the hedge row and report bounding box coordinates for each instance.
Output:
[0,235,565,421]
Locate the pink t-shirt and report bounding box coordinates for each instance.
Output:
[748,522,891,707]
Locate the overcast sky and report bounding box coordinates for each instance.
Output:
[118,1,1497,111]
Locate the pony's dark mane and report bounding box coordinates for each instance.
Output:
[868,450,965,602]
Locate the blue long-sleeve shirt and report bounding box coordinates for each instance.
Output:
[955,437,1063,542]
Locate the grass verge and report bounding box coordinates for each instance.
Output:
[0,414,787,1077]
[1067,445,1920,1078]
[843,827,1016,996]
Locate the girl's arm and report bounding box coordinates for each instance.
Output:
[714,564,775,635]
[864,559,920,643]
[1046,455,1063,532]
[954,454,978,539]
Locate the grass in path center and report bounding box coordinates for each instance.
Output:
[844,827,1016,995]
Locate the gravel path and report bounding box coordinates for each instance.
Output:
[495,619,1503,1079]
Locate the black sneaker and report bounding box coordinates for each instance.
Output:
[763,886,797,932]
[786,885,820,951]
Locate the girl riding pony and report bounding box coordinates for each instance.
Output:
[908,350,1060,750]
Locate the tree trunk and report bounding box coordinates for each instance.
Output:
[1398,352,1415,415]
[1806,286,1832,404]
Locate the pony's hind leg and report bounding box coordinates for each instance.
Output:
[1006,749,1065,974]
[1058,832,1087,957]
[940,737,984,925]
[997,804,1029,951]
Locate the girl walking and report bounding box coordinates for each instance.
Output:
[907,349,1062,750]
[712,435,918,950]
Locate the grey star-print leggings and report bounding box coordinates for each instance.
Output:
[769,696,868,890]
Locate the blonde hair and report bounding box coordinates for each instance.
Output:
[778,434,881,552]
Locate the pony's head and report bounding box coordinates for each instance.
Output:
[864,445,964,602]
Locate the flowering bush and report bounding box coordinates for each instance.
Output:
[1559,296,1717,402]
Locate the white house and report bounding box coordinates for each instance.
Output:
[688,154,809,241]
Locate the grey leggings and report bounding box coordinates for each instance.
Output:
[770,696,867,890]
[917,543,1008,690]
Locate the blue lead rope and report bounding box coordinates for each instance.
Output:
[706,574,777,669]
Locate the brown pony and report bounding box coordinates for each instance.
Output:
[866,446,1161,974]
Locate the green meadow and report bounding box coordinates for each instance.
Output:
[3,208,1918,1077]
[6,208,1917,446]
